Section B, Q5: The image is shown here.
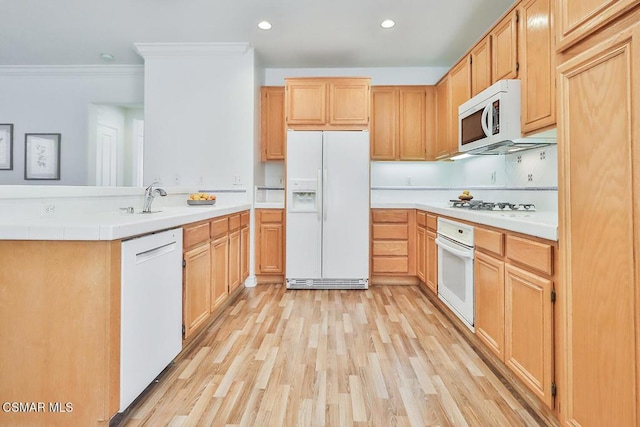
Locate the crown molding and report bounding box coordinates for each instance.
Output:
[0,65,144,77]
[133,42,251,59]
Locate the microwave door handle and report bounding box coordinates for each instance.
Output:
[481,104,491,137]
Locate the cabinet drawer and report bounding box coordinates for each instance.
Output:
[184,222,210,248]
[416,211,426,227]
[372,224,408,240]
[229,214,241,231]
[372,210,409,223]
[476,227,504,256]
[260,210,283,223]
[372,241,408,256]
[426,214,437,231]
[372,257,409,274]
[211,217,229,238]
[240,211,250,227]
[506,235,553,275]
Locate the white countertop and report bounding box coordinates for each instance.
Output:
[372,202,558,241]
[0,203,251,241]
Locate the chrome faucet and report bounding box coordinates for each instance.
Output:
[142,182,167,213]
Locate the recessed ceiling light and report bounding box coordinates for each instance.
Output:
[258,21,272,30]
[380,19,395,29]
[100,53,115,62]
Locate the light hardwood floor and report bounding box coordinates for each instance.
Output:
[120,285,545,426]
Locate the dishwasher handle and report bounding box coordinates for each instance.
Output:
[435,236,474,259]
[136,242,177,264]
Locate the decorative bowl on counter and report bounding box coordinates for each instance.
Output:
[187,199,216,206]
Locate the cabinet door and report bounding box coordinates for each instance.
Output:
[416,225,426,282]
[228,229,241,292]
[434,76,451,160]
[211,235,228,310]
[259,223,284,274]
[504,264,553,407]
[491,9,519,82]
[556,0,640,50]
[285,79,327,125]
[329,79,370,125]
[398,86,427,160]
[183,243,211,339]
[449,58,471,156]
[519,0,556,134]
[370,87,397,160]
[260,86,285,161]
[475,252,505,361]
[240,225,249,282]
[426,230,438,294]
[471,36,492,96]
[558,24,639,426]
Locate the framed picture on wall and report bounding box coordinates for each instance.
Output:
[25,133,61,180]
[0,124,13,170]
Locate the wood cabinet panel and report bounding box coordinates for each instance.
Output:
[426,214,437,231]
[475,252,506,361]
[241,211,250,227]
[416,211,426,227]
[471,36,492,96]
[475,227,505,256]
[256,209,285,275]
[260,86,285,161]
[370,87,397,160]
[506,235,553,275]
[329,79,370,125]
[398,87,427,160]
[372,257,409,274]
[211,217,229,238]
[372,240,409,256]
[426,229,438,293]
[556,0,640,50]
[229,213,241,231]
[416,225,426,282]
[435,75,451,160]
[372,224,409,240]
[448,58,471,156]
[211,235,228,310]
[372,209,409,223]
[260,209,283,223]
[184,222,210,248]
[505,264,553,407]
[184,243,211,339]
[520,0,556,134]
[228,229,241,293]
[558,22,639,426]
[285,80,327,125]
[240,225,249,282]
[491,9,519,82]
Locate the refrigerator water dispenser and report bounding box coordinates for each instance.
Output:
[288,179,318,212]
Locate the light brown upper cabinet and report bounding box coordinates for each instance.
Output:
[491,9,519,83]
[260,86,285,161]
[285,77,370,130]
[448,57,472,157]
[555,0,640,51]
[471,36,492,96]
[370,86,434,160]
[434,75,451,160]
[519,0,556,134]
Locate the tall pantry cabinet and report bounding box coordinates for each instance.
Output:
[556,4,640,427]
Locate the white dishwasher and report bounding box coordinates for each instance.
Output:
[120,227,183,412]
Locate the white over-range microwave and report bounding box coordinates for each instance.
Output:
[458,79,555,155]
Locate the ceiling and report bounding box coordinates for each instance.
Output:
[1,0,517,69]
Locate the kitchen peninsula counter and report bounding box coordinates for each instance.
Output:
[372,202,558,241]
[0,203,252,241]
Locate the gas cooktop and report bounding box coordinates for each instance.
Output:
[449,200,536,211]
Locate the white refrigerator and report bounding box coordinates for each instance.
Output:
[285,130,370,289]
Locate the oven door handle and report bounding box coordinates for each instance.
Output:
[435,236,474,259]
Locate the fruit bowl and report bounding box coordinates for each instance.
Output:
[187,199,216,206]
[458,195,473,201]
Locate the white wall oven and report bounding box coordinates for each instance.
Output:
[435,218,475,330]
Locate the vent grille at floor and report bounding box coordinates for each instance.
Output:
[286,278,368,290]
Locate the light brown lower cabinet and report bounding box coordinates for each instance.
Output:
[425,218,437,294]
[416,225,426,282]
[183,242,212,340]
[255,209,285,280]
[371,209,415,277]
[240,223,249,281]
[228,229,241,293]
[474,251,505,360]
[211,235,228,310]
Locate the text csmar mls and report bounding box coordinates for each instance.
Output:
[2,402,73,413]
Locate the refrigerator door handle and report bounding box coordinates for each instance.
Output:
[317,168,322,221]
[323,169,328,221]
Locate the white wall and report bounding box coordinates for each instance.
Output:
[140,45,256,190]
[0,66,143,185]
